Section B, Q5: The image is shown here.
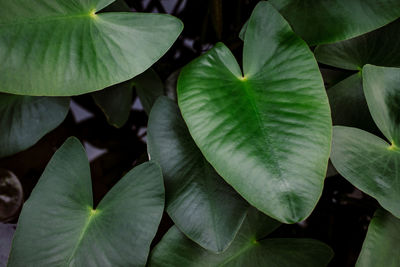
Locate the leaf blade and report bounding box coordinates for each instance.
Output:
[7,137,164,266]
[0,94,69,158]
[147,97,248,252]
[178,2,331,223]
[0,0,183,96]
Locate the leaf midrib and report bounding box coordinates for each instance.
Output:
[238,78,296,218]
[218,239,256,266]
[0,12,96,27]
[66,207,99,265]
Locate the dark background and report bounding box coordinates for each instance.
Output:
[0,1,378,266]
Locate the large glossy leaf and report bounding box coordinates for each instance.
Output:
[315,19,400,70]
[177,2,331,223]
[356,209,400,267]
[269,0,400,45]
[149,208,333,267]
[0,94,69,158]
[147,97,248,252]
[0,0,183,96]
[7,137,164,266]
[330,65,400,218]
[92,80,133,128]
[327,73,378,133]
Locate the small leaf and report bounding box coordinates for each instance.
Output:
[0,0,183,96]
[165,69,181,102]
[178,2,331,223]
[7,137,164,266]
[327,73,378,133]
[356,209,400,267]
[149,208,333,267]
[134,69,164,115]
[0,94,69,158]
[147,97,248,252]
[92,80,133,128]
[269,0,400,45]
[315,19,400,70]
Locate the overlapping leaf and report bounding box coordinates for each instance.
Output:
[134,69,164,115]
[356,209,400,266]
[0,94,69,158]
[149,208,333,267]
[315,19,400,70]
[327,73,378,133]
[92,79,133,128]
[240,0,400,45]
[270,0,400,45]
[331,65,400,218]
[7,137,164,266]
[147,97,248,252]
[0,0,183,96]
[177,2,331,223]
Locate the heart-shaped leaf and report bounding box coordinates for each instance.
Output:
[0,94,69,158]
[0,0,183,96]
[177,2,331,223]
[315,19,400,70]
[7,137,164,266]
[331,65,400,218]
[356,209,400,267]
[147,97,248,253]
[149,208,333,267]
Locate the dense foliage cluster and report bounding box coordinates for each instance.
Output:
[1,0,400,266]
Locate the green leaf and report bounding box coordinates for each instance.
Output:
[315,19,400,70]
[149,208,333,267]
[330,65,400,218]
[356,209,400,267]
[134,69,164,115]
[177,2,331,223]
[100,0,129,12]
[331,126,400,218]
[363,65,400,144]
[165,69,180,102]
[7,137,164,266]
[269,0,400,45]
[147,97,248,253]
[0,94,69,158]
[327,73,378,133]
[0,0,183,96]
[238,20,248,41]
[92,80,133,128]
